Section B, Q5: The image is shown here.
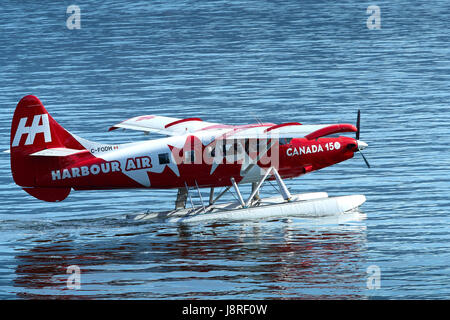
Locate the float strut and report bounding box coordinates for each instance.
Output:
[209,187,215,206]
[230,177,246,208]
[184,182,195,209]
[194,180,206,213]
[210,185,232,206]
[272,167,292,201]
[175,188,187,210]
[245,167,273,207]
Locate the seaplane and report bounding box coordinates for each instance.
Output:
[8,95,370,222]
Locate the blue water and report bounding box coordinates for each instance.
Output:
[0,0,449,299]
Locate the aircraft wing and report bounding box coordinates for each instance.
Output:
[219,123,357,140]
[109,115,357,140]
[108,115,228,136]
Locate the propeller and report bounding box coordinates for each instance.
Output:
[355,110,371,168]
[356,110,360,140]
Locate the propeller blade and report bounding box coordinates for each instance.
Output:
[356,109,360,141]
[355,110,369,168]
[359,149,371,168]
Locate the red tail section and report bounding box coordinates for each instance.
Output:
[10,95,87,201]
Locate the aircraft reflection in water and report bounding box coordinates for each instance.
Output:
[13,215,367,299]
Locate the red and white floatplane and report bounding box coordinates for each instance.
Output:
[8,95,370,222]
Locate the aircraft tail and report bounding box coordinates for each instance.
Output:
[10,95,91,201]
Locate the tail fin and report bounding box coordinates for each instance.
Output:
[10,95,87,201]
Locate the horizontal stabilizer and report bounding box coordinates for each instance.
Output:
[30,148,88,157]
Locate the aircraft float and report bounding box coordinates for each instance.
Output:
[8,95,370,222]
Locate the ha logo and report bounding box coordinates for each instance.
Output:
[12,114,51,147]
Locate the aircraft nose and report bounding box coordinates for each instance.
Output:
[357,140,368,150]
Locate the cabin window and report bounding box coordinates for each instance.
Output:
[244,139,257,155]
[158,153,170,165]
[185,150,195,163]
[279,138,292,145]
